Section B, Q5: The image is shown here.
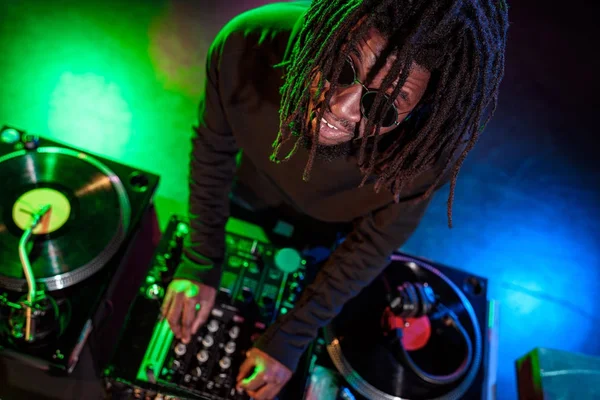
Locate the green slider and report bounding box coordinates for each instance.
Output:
[136,318,175,382]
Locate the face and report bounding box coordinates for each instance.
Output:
[306,27,431,148]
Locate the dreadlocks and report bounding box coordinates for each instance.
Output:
[270,0,509,227]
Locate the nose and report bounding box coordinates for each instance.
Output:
[329,84,363,125]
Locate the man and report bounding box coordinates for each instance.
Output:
[161,0,509,398]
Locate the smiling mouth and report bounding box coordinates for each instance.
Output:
[322,117,339,130]
[316,117,353,144]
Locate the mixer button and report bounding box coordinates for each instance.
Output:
[219,356,232,370]
[207,319,219,333]
[211,308,224,318]
[174,343,187,357]
[197,350,209,363]
[228,326,240,339]
[224,341,236,354]
[202,335,214,348]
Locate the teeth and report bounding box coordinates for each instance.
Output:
[322,118,338,130]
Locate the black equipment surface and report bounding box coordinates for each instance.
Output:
[304,255,494,400]
[105,212,495,400]
[105,215,310,400]
[0,147,131,291]
[0,125,159,395]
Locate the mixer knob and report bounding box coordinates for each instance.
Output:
[196,350,209,363]
[202,335,214,348]
[219,356,232,369]
[207,319,219,333]
[224,341,236,354]
[229,326,240,339]
[183,374,192,383]
[192,367,202,378]
[174,343,187,357]
[274,248,302,273]
[171,360,181,370]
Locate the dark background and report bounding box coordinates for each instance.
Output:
[0,0,598,398]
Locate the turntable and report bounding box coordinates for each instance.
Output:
[0,125,159,377]
[304,253,498,400]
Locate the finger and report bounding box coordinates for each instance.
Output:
[160,288,173,317]
[236,356,255,383]
[181,299,196,344]
[167,294,184,338]
[191,300,212,335]
[241,370,267,392]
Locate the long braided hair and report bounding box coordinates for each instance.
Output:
[270,0,509,227]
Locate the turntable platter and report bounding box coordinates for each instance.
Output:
[324,254,484,400]
[0,147,131,292]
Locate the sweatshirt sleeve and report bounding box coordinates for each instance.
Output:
[253,187,445,372]
[173,32,239,290]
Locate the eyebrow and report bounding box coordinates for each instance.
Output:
[348,46,412,103]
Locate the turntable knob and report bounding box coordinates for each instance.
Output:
[0,127,20,144]
[274,248,302,273]
[22,134,40,149]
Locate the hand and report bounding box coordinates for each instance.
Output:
[236,348,293,400]
[161,279,217,343]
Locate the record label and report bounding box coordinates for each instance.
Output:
[12,188,71,235]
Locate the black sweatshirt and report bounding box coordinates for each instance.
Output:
[174,2,451,372]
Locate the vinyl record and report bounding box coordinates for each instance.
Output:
[0,147,131,292]
[324,254,483,400]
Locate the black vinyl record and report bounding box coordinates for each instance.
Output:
[324,254,483,400]
[0,147,131,292]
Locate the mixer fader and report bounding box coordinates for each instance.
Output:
[105,215,310,400]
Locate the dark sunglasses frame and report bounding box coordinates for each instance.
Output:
[328,58,408,128]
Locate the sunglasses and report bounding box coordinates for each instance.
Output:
[325,58,405,128]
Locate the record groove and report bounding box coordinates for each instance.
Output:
[324,254,483,400]
[0,147,131,291]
